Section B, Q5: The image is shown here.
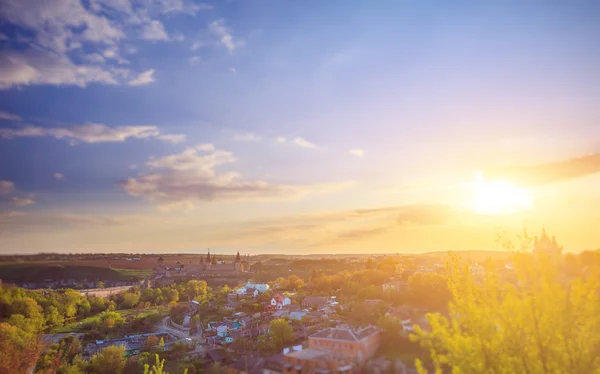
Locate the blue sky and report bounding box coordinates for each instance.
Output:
[1,0,600,253]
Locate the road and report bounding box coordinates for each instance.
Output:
[79,286,133,298]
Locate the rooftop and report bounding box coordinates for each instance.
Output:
[310,326,378,342]
[285,348,328,360]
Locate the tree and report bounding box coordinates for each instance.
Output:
[97,281,104,289]
[144,335,159,351]
[186,280,208,301]
[167,289,179,303]
[158,337,165,351]
[269,318,295,350]
[412,251,600,373]
[120,292,140,309]
[287,275,305,290]
[0,322,43,374]
[88,345,127,374]
[408,272,450,310]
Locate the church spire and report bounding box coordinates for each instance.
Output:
[235,251,241,263]
[206,249,211,263]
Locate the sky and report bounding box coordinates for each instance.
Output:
[0,0,599,254]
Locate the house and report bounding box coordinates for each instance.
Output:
[262,354,284,374]
[245,287,259,298]
[289,311,309,321]
[271,310,290,320]
[308,326,380,364]
[301,296,328,310]
[270,295,291,310]
[285,304,302,312]
[244,281,270,293]
[283,348,355,374]
[385,306,411,321]
[382,280,409,293]
[206,349,228,365]
[228,356,265,374]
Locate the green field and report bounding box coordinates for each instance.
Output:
[113,268,153,277]
[51,306,165,333]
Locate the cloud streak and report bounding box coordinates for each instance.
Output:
[486,152,600,186]
[209,19,244,53]
[128,69,155,86]
[293,137,317,149]
[0,123,184,144]
[120,144,347,207]
[0,110,21,121]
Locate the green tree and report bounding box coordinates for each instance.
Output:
[88,345,127,374]
[185,280,208,301]
[97,281,105,289]
[412,251,600,373]
[120,292,141,309]
[269,318,295,350]
[167,289,179,303]
[158,337,165,351]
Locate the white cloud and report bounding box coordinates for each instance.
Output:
[0,110,21,121]
[141,20,169,41]
[0,0,201,89]
[293,137,317,149]
[349,148,365,157]
[209,19,244,53]
[0,123,182,144]
[128,69,155,86]
[188,56,201,66]
[54,173,65,180]
[190,41,208,51]
[230,67,237,74]
[276,137,286,143]
[11,197,34,206]
[0,180,15,195]
[157,133,186,144]
[232,132,261,142]
[196,143,215,152]
[0,50,122,89]
[121,145,345,207]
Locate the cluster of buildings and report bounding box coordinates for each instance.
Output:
[154,251,248,278]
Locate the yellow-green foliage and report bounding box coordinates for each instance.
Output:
[412,252,600,373]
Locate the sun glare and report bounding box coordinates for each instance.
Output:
[466,171,533,215]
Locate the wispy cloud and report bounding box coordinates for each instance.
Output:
[0,123,184,144]
[188,56,202,65]
[128,69,155,86]
[0,180,35,207]
[54,173,65,180]
[120,144,347,208]
[0,181,15,195]
[0,110,22,121]
[232,131,262,142]
[209,19,244,53]
[11,197,34,207]
[486,152,600,186]
[349,148,365,157]
[293,137,317,149]
[276,137,286,143]
[141,20,169,41]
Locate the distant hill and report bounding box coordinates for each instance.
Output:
[0,264,143,285]
[416,250,513,261]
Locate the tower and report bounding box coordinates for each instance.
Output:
[234,251,243,272]
[205,250,212,270]
[533,228,561,258]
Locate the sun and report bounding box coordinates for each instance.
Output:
[466,171,533,215]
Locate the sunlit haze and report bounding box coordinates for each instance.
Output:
[1,1,600,254]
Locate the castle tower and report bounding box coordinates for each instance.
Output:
[205,250,212,270]
[533,228,561,258]
[157,257,164,269]
[234,251,243,272]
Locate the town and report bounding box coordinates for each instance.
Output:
[1,229,583,374]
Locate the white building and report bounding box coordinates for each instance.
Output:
[244,281,270,293]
